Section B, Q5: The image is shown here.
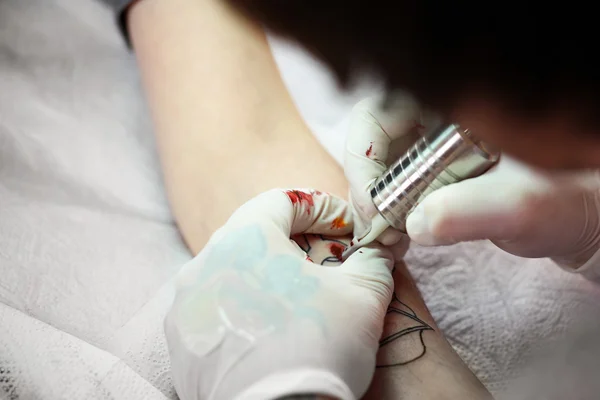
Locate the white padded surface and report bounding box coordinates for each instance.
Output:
[1,1,600,399]
[0,1,189,399]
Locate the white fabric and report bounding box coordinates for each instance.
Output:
[0,1,189,399]
[0,0,600,399]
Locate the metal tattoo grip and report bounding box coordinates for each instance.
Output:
[370,123,501,232]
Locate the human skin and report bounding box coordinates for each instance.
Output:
[127,0,492,397]
[127,0,347,254]
[293,234,492,400]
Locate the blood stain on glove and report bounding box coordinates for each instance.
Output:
[330,217,348,230]
[365,142,374,157]
[412,120,425,131]
[285,190,318,215]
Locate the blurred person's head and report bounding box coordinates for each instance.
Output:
[226,0,599,170]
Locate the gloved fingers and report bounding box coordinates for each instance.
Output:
[403,155,545,246]
[344,94,421,200]
[227,189,354,238]
[339,244,395,307]
[405,178,536,246]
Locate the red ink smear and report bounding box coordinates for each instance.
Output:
[365,142,374,157]
[285,190,315,214]
[314,190,323,196]
[330,217,347,230]
[306,255,313,263]
[413,120,426,131]
[328,243,345,262]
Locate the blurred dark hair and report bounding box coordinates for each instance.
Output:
[225,0,598,123]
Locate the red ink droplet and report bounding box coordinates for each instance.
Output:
[365,142,374,157]
[285,190,315,215]
[350,240,354,246]
[328,243,345,262]
[330,217,347,230]
[413,121,426,131]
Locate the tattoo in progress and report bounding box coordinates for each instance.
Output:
[293,234,348,265]
[377,271,434,368]
[292,234,434,368]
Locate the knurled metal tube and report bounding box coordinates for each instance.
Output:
[370,123,501,232]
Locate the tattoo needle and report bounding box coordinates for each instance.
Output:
[342,123,501,262]
[342,213,390,261]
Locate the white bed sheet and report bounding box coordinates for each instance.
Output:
[1,1,600,399]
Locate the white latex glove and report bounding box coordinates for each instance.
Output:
[165,189,394,400]
[345,95,600,278]
[345,93,442,253]
[407,157,600,272]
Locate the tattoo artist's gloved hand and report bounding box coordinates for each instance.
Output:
[406,156,600,276]
[164,189,394,400]
[345,94,441,256]
[345,95,600,278]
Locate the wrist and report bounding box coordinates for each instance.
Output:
[235,369,354,400]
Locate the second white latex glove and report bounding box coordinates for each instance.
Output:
[345,94,600,276]
[165,189,394,400]
[406,156,600,270]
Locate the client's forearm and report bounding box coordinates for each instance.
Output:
[364,261,492,400]
[296,235,491,400]
[128,0,346,253]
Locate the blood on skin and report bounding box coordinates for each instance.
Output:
[328,242,345,262]
[330,217,347,230]
[365,142,374,157]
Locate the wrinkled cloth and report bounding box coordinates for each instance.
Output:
[1,1,600,399]
[0,1,189,399]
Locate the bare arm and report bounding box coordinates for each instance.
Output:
[294,234,493,400]
[127,0,347,253]
[364,261,492,400]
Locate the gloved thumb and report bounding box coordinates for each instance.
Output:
[405,176,592,259]
[340,244,395,309]
[405,178,534,246]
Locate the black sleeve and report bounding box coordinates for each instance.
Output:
[99,0,138,47]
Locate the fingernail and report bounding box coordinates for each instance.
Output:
[406,204,438,246]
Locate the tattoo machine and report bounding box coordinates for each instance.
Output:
[342,123,501,260]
